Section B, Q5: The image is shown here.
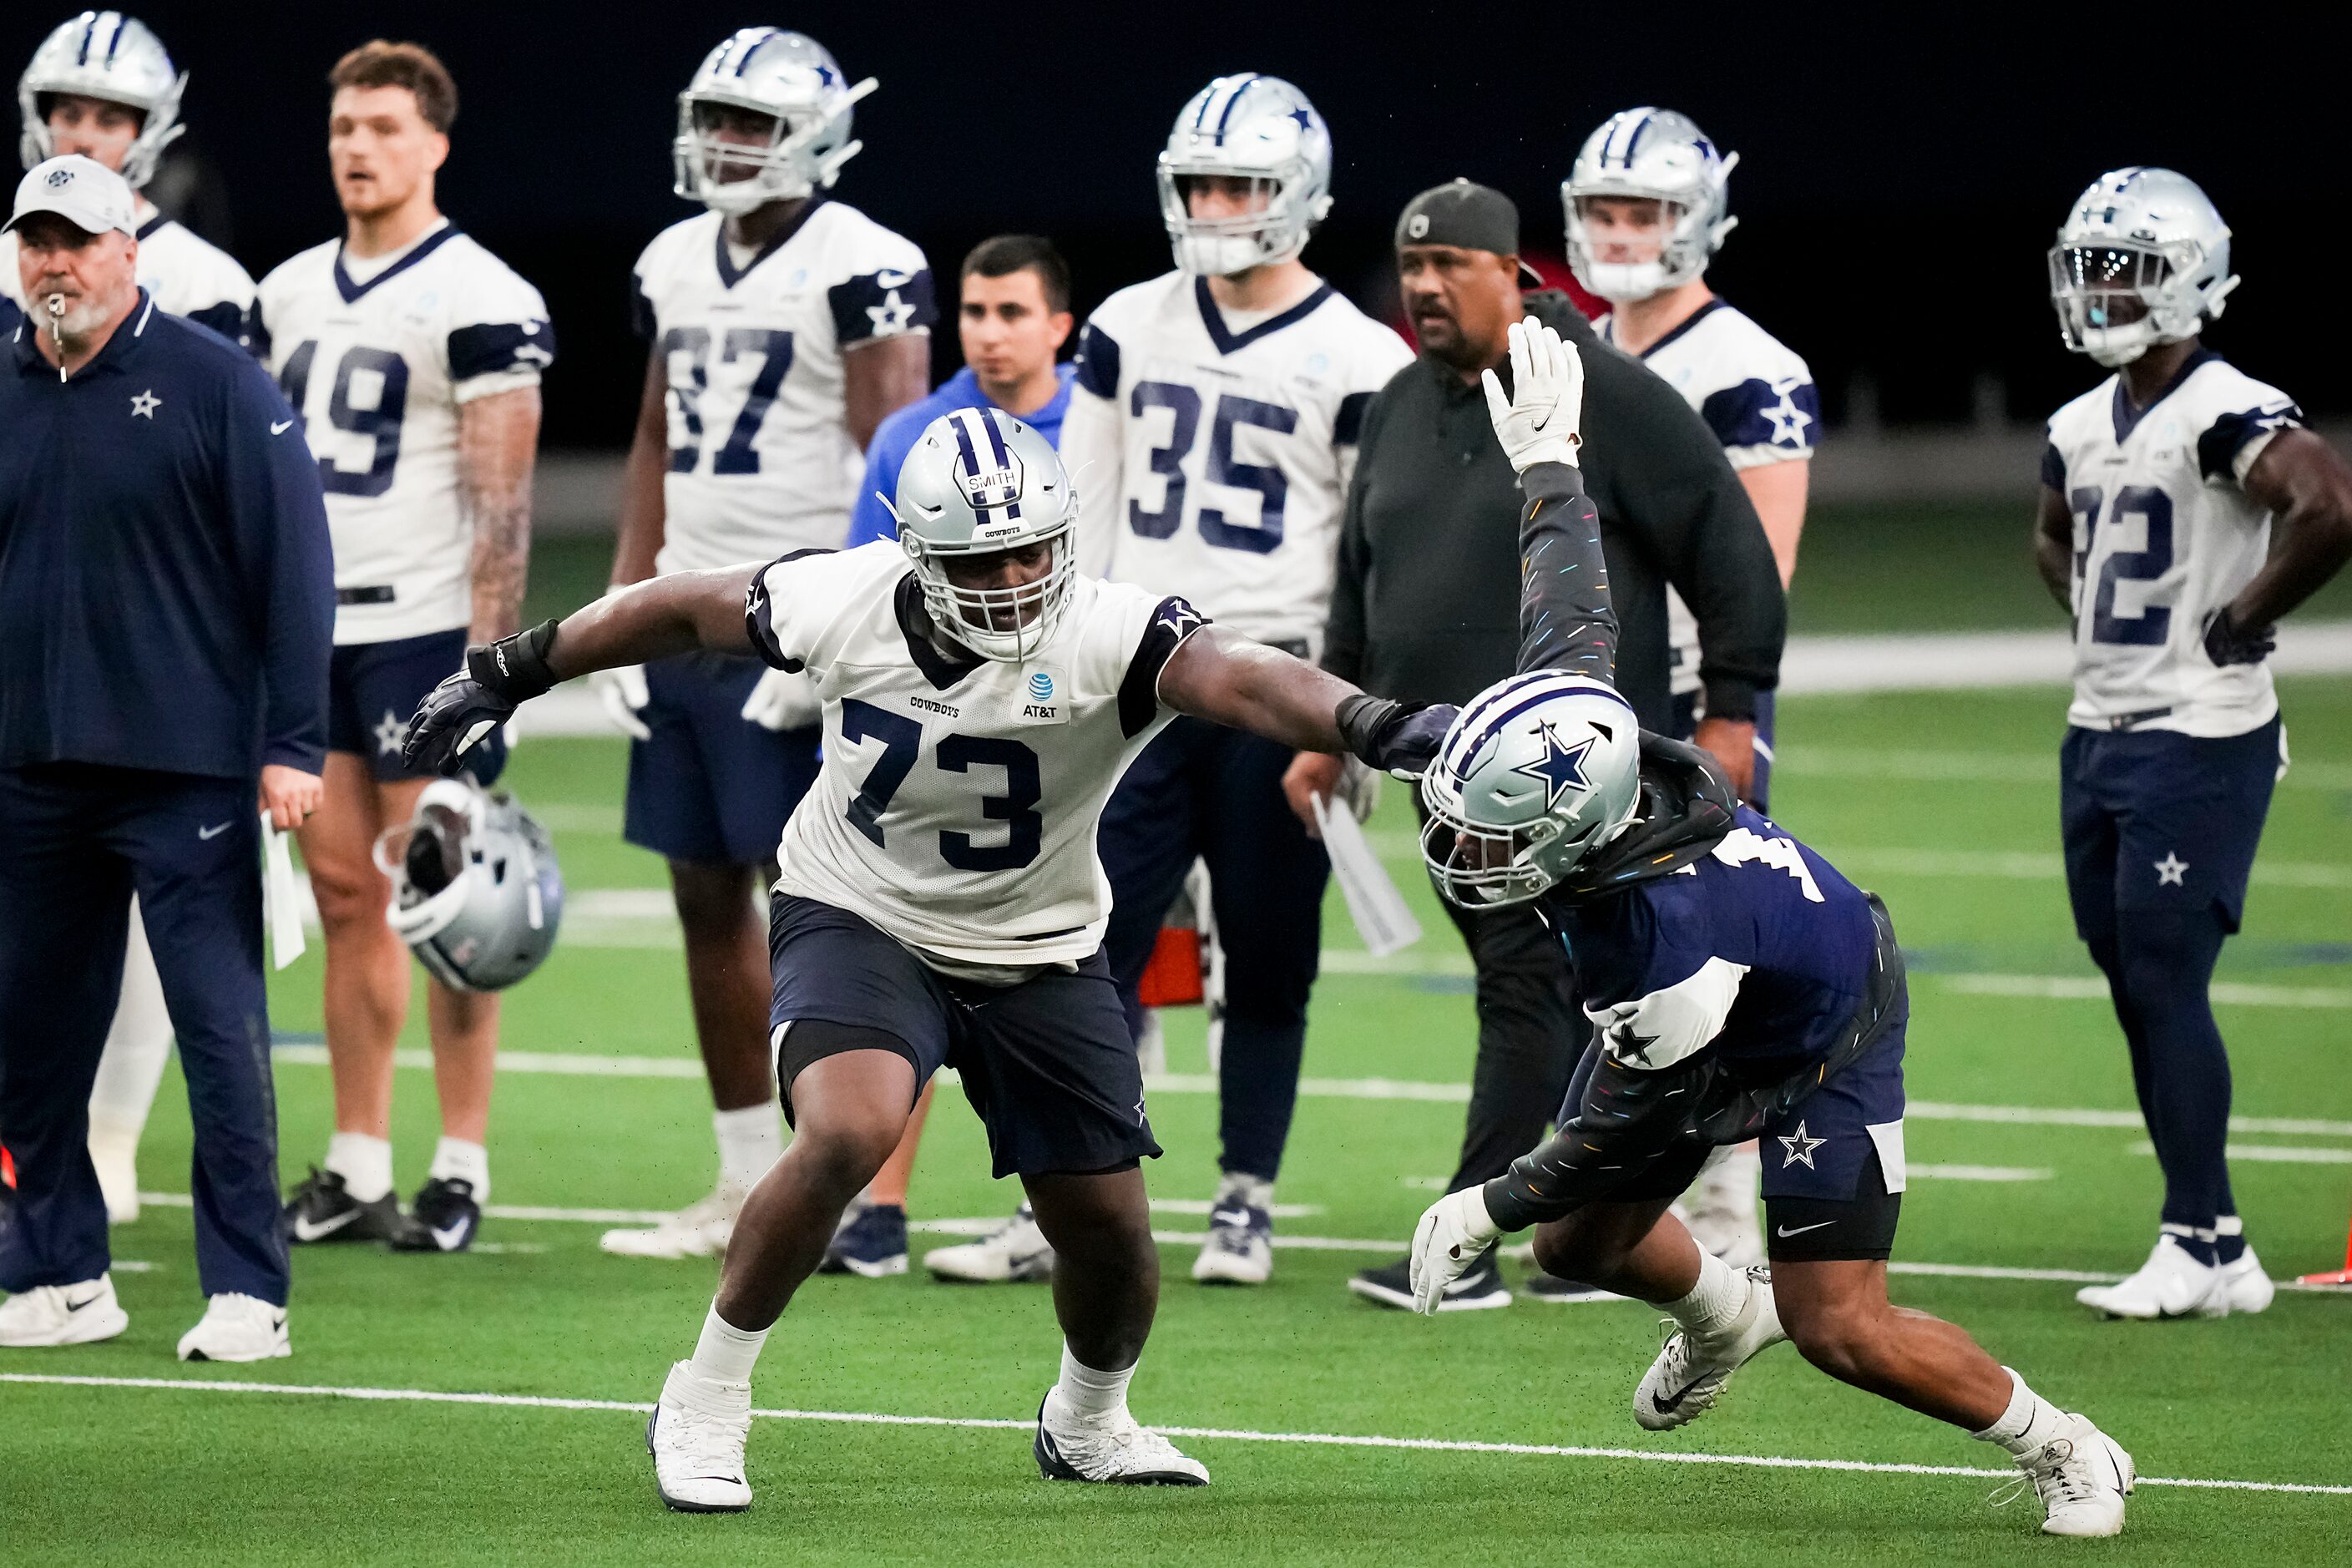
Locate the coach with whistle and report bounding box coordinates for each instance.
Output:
[0,155,334,1361]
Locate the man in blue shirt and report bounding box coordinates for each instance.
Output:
[0,157,334,1363]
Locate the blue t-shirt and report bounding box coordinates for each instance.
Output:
[847,362,1075,546]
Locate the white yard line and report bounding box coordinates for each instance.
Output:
[5,1370,2348,1497]
[2127,1141,2352,1166]
[1940,974,2352,1009]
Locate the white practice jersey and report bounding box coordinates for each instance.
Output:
[746,543,1207,972]
[1599,298,1817,699]
[3,208,255,349]
[257,222,554,644]
[635,200,934,574]
[2044,352,2300,736]
[1061,271,1412,649]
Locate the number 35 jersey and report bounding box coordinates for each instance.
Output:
[634,200,935,575]
[1063,271,1412,649]
[746,542,1208,973]
[2044,352,2302,736]
[257,223,554,644]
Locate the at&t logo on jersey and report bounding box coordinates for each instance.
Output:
[1017,665,1067,725]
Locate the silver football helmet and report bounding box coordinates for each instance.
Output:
[672,28,874,215]
[1562,108,1737,303]
[2049,167,2238,368]
[1419,673,1644,908]
[18,11,185,190]
[1157,73,1332,276]
[883,407,1078,663]
[374,781,564,994]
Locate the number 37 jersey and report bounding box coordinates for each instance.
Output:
[257,225,554,644]
[2044,352,2303,736]
[746,543,1207,973]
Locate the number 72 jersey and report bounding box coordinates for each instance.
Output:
[2044,352,2302,736]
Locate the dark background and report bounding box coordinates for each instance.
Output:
[18,1,2336,448]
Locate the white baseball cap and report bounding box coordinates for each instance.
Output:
[5,154,138,240]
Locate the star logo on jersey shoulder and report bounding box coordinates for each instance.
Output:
[867,291,915,336]
[1510,721,1594,812]
[2154,852,2189,887]
[1156,598,1208,641]
[129,388,161,419]
[374,709,407,757]
[1605,1020,1659,1067]
[1778,1121,1825,1170]
[1763,377,1812,447]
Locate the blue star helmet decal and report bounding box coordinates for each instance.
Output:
[1511,721,1596,812]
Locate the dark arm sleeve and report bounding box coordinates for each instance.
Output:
[1515,460,1617,681]
[1318,391,1380,684]
[227,362,336,772]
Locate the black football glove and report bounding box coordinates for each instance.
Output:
[1337,694,1459,779]
[2203,605,2275,667]
[401,620,562,776]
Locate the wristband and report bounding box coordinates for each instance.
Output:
[468,619,562,702]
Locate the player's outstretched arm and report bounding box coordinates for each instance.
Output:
[2212,427,2352,660]
[1157,628,1453,777]
[1486,318,1619,685]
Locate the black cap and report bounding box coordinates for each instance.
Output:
[1395,179,1544,284]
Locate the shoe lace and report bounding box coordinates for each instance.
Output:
[1989,1436,2085,1511]
[666,1400,747,1474]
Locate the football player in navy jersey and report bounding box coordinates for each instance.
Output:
[2036,169,2352,1320]
[1405,320,2135,1539]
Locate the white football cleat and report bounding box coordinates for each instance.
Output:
[0,1274,129,1348]
[2075,1234,2227,1320]
[1682,1147,1765,1269]
[924,1202,1055,1283]
[599,1186,744,1261]
[1634,1263,1786,1431]
[2222,1247,2274,1315]
[1033,1389,1208,1485]
[177,1292,289,1362]
[2000,1414,2133,1537]
[89,1125,141,1225]
[1191,1178,1272,1286]
[647,1360,753,1513]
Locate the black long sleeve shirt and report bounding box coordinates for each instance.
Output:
[1323,291,1782,730]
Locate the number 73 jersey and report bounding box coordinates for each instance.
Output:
[747,543,1210,972]
[2044,352,2303,736]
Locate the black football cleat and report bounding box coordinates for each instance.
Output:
[387,1176,482,1253]
[284,1166,404,1245]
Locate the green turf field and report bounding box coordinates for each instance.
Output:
[8,675,2350,1564]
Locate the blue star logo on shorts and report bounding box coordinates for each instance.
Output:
[1510,721,1594,812]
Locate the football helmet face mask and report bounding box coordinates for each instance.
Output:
[1419,675,1643,908]
[18,11,185,190]
[672,28,873,215]
[373,781,565,994]
[884,407,1079,663]
[1563,108,1737,304]
[2049,167,2238,367]
[1157,73,1333,276]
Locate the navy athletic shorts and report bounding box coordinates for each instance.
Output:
[2061,716,2282,940]
[624,650,821,867]
[767,894,1164,1180]
[329,628,505,786]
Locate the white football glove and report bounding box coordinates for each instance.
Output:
[1338,756,1383,823]
[586,586,653,741]
[1480,316,1585,473]
[1407,1185,1503,1315]
[741,666,822,731]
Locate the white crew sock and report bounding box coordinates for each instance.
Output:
[714,1101,785,1193]
[428,1136,491,1201]
[1659,1248,1747,1338]
[689,1300,767,1385]
[325,1131,393,1203]
[1970,1367,2072,1456]
[1051,1342,1136,1424]
[1213,1171,1273,1211]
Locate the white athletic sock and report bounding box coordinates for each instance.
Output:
[325,1132,393,1204]
[1970,1367,2072,1456]
[1214,1171,1273,1211]
[689,1300,767,1386]
[428,1136,490,1201]
[1052,1343,1137,1424]
[1660,1248,1747,1338]
[714,1101,785,1193]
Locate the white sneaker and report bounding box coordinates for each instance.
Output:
[1033,1389,1208,1485]
[89,1125,140,1225]
[1634,1263,1786,1431]
[177,1292,289,1362]
[2075,1234,2228,1319]
[924,1202,1055,1283]
[1999,1414,2133,1537]
[2223,1246,2275,1314]
[0,1274,129,1348]
[1191,1177,1272,1286]
[599,1186,745,1261]
[647,1360,752,1512]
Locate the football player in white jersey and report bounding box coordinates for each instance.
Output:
[2034,169,2352,1321]
[260,42,552,1255]
[1563,107,1818,1274]
[1048,75,1412,1285]
[400,407,1459,1508]
[593,29,933,1263]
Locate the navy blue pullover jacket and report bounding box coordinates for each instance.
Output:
[0,291,334,779]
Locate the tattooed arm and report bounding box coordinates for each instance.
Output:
[458,384,544,644]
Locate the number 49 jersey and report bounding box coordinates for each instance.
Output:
[634,200,935,575]
[2044,352,2302,736]
[746,543,1208,974]
[257,225,554,645]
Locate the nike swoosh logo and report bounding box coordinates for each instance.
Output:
[431,1220,470,1251]
[1776,1221,1836,1238]
[292,1207,361,1242]
[271,419,294,434]
[197,821,232,840]
[1209,1209,1254,1230]
[1651,1376,1706,1414]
